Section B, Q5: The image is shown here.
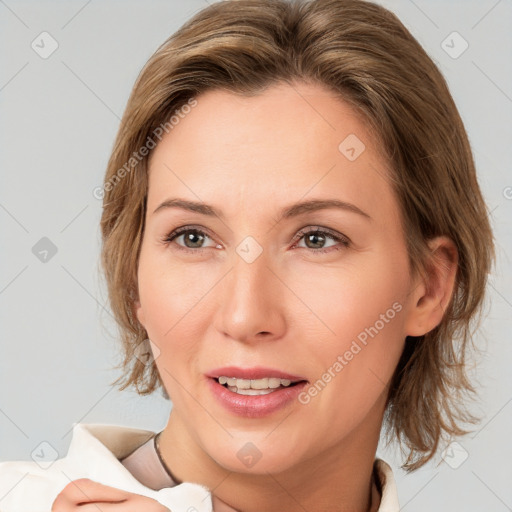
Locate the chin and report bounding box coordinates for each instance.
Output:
[201,432,308,475]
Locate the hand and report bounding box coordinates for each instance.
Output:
[51,478,171,511]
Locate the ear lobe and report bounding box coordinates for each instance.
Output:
[405,236,458,337]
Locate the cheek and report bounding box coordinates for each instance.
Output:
[136,251,210,378]
[292,249,408,352]
[291,252,409,433]
[137,244,215,337]
[138,266,206,404]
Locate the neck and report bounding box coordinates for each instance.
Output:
[159,402,385,512]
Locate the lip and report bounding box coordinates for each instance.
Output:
[206,366,308,418]
[207,366,305,381]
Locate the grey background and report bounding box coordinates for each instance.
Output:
[0,0,511,510]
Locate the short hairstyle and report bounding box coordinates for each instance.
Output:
[99,0,494,471]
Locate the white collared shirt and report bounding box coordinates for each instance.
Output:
[0,423,400,511]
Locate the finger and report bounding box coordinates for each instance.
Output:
[53,478,129,506]
[68,504,128,512]
[70,496,171,512]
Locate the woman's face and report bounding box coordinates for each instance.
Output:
[135,82,419,474]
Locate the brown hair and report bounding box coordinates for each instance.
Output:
[99,0,494,470]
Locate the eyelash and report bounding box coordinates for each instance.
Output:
[161,225,350,255]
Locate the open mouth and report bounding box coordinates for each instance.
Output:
[215,376,306,396]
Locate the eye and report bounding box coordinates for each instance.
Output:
[162,226,220,254]
[162,225,350,255]
[294,227,350,254]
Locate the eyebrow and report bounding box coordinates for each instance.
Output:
[152,198,371,221]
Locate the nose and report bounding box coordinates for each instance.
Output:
[214,248,287,344]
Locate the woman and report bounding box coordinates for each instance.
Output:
[0,0,493,511]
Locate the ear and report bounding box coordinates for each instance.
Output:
[405,236,458,337]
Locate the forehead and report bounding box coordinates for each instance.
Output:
[146,82,395,221]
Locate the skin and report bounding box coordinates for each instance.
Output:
[53,81,457,512]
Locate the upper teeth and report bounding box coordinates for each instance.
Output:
[218,376,292,389]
